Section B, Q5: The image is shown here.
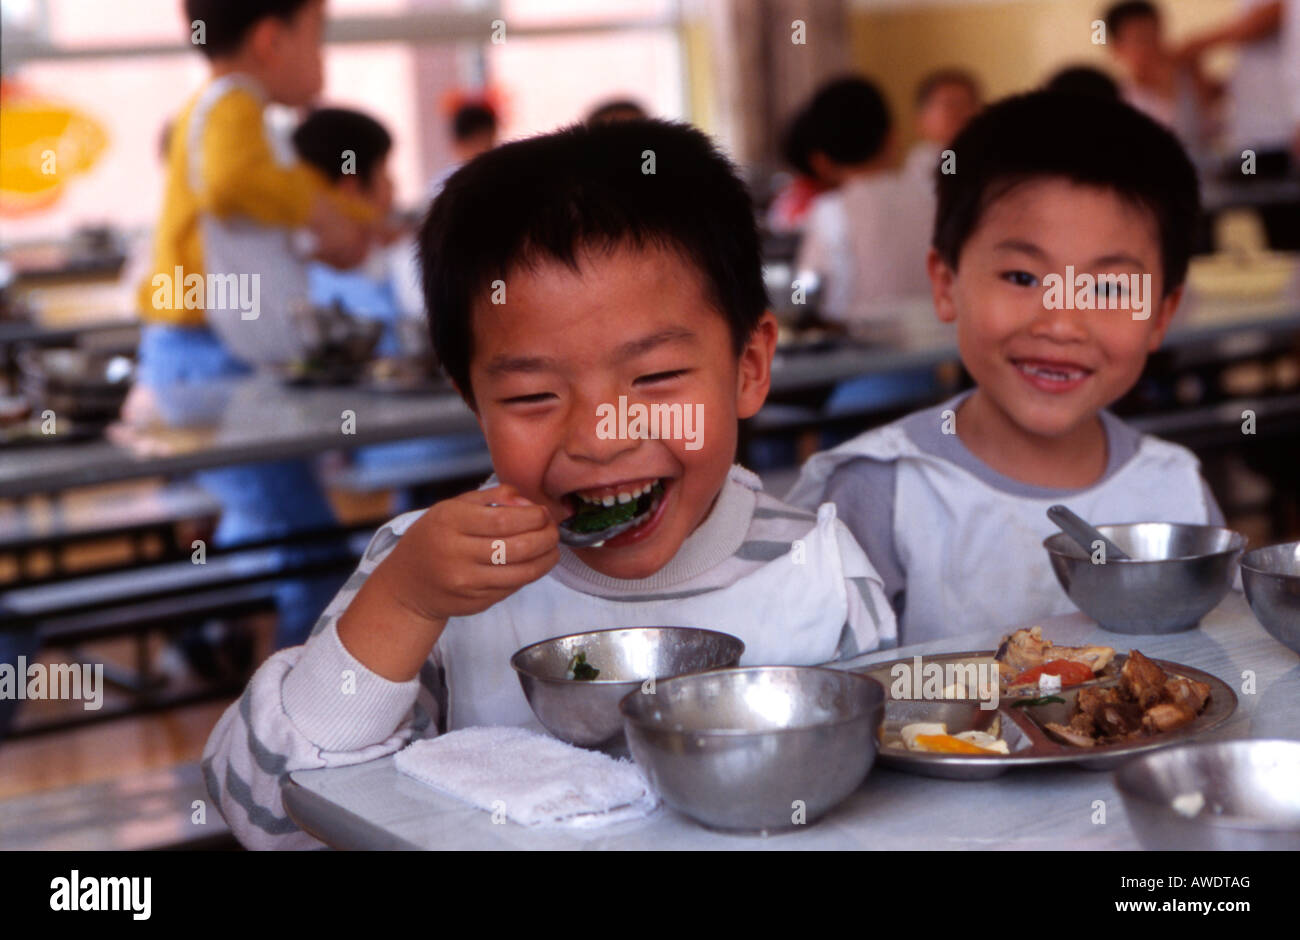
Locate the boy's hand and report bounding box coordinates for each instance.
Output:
[337,484,559,681]
[379,486,561,624]
[383,484,561,624]
[307,194,372,270]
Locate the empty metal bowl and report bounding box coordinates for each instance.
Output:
[1044,522,1245,634]
[510,627,744,748]
[620,666,885,832]
[1240,542,1300,654]
[1115,739,1300,850]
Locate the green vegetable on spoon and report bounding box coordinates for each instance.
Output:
[559,481,665,547]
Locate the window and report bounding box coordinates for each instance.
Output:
[488,29,683,140]
[0,0,687,241]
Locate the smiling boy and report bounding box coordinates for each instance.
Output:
[787,91,1224,644]
[204,120,896,849]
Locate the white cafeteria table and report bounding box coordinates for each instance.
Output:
[281,592,1299,849]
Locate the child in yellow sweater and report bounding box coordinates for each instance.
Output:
[135,0,371,651]
[139,0,371,354]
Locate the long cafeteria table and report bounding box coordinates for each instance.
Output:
[1,280,1297,501]
[279,591,1299,850]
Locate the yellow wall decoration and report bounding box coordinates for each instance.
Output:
[0,80,109,217]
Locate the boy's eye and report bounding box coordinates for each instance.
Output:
[500,392,557,405]
[1001,270,1039,287]
[635,369,690,385]
[1096,278,1129,302]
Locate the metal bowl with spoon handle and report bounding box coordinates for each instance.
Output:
[1047,504,1131,561]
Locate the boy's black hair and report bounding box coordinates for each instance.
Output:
[783,76,891,176]
[1044,65,1121,100]
[1104,0,1160,38]
[587,99,649,125]
[932,91,1199,296]
[419,119,768,403]
[452,104,497,142]
[184,0,315,60]
[293,107,392,185]
[915,69,980,109]
[779,107,818,177]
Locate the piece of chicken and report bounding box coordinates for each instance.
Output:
[996,626,1116,677]
[1142,702,1198,733]
[1078,686,1145,738]
[1046,716,1098,748]
[1121,649,1169,709]
[998,626,1051,674]
[1163,676,1212,714]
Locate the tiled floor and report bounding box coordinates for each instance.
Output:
[0,759,234,850]
[0,625,269,849]
[0,476,395,849]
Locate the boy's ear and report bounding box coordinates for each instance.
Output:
[1147,283,1183,351]
[246,18,281,63]
[807,151,840,186]
[927,247,959,323]
[735,311,779,421]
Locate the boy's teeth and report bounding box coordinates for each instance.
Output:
[1019,362,1084,381]
[573,478,660,504]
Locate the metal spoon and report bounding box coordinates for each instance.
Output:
[1047,504,1131,561]
[558,504,656,548]
[487,501,652,549]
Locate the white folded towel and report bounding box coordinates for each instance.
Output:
[394,727,658,828]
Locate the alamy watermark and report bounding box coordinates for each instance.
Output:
[1042,266,1152,320]
[0,657,103,710]
[150,266,260,320]
[890,655,1000,710]
[595,395,703,451]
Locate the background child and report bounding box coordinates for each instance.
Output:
[792,76,942,423]
[899,69,981,192]
[292,105,484,514]
[425,98,499,202]
[793,75,934,322]
[134,0,373,652]
[1102,0,1218,161]
[292,106,407,356]
[204,119,897,849]
[787,91,1224,644]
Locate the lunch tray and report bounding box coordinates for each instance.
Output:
[851,651,1237,779]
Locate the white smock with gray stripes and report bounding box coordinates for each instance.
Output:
[202,464,896,848]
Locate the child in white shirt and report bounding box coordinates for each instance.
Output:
[788,90,1223,643]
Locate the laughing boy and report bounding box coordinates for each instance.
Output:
[204,120,896,849]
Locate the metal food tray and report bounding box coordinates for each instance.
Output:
[853,651,1237,779]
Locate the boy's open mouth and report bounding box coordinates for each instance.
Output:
[561,478,667,538]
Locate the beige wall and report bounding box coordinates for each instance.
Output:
[848,0,1241,156]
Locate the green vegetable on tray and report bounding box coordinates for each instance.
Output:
[565,652,600,680]
[1010,694,1066,708]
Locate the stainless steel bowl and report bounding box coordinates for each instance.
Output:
[510,627,744,748]
[1240,542,1300,654]
[620,666,885,832]
[1115,739,1300,850]
[1044,522,1245,634]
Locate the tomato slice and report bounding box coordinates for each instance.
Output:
[1011,659,1095,687]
